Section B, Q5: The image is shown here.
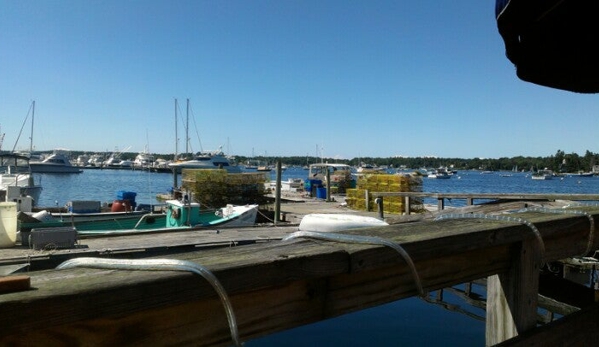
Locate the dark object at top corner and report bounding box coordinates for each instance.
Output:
[496,0,599,93]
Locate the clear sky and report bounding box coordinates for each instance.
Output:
[1,1,597,159]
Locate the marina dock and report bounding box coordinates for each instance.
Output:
[1,194,599,345]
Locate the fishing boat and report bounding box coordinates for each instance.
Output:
[307,163,356,193]
[567,171,594,178]
[29,149,83,174]
[0,151,43,205]
[428,168,451,179]
[531,169,553,180]
[19,199,259,236]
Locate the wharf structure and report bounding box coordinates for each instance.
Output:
[0,193,598,345]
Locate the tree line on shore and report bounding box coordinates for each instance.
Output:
[234,149,599,173]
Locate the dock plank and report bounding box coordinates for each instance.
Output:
[0,226,296,270]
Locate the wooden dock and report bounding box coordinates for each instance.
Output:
[0,196,599,345]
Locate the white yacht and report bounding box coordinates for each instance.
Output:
[29,149,82,174]
[168,150,242,173]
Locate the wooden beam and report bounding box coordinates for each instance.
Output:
[497,302,599,346]
[486,237,542,345]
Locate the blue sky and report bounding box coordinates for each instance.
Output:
[1,1,596,159]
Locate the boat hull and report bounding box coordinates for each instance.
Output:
[298,213,388,232]
[19,203,259,236]
[29,164,82,174]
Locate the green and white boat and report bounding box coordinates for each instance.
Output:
[19,199,259,236]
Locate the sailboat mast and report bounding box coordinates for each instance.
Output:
[186,98,190,154]
[29,100,35,153]
[174,98,178,161]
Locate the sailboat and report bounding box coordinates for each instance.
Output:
[0,101,43,206]
[167,99,241,174]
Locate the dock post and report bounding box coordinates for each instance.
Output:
[404,196,411,215]
[326,166,331,202]
[467,197,474,206]
[365,190,370,211]
[274,160,282,225]
[172,168,178,196]
[375,197,384,219]
[486,237,540,345]
[437,197,445,211]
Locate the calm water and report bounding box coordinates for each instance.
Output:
[35,169,174,207]
[33,167,599,346]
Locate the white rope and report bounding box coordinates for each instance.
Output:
[282,231,425,297]
[57,257,242,346]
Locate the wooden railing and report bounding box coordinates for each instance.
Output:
[1,203,598,345]
[368,192,599,216]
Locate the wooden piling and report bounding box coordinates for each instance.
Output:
[274,160,281,224]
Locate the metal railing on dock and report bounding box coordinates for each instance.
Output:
[368,192,599,217]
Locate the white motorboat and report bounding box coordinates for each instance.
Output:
[168,150,242,173]
[133,151,155,168]
[87,154,105,167]
[532,169,553,180]
[30,149,82,174]
[428,167,451,179]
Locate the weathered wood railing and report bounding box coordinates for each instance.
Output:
[1,206,599,346]
[369,192,599,216]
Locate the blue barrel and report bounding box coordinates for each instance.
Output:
[316,187,327,199]
[117,191,137,208]
[305,179,322,193]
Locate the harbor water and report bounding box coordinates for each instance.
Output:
[32,167,599,346]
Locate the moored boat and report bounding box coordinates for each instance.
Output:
[0,151,43,206]
[428,167,451,179]
[19,199,259,237]
[531,169,553,180]
[29,149,82,174]
[168,149,242,174]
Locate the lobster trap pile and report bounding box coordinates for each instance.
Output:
[345,173,423,214]
[181,169,269,209]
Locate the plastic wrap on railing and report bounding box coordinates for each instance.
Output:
[57,257,242,347]
[518,207,596,256]
[282,231,425,297]
[435,213,546,265]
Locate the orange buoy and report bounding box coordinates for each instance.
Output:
[111,200,131,212]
